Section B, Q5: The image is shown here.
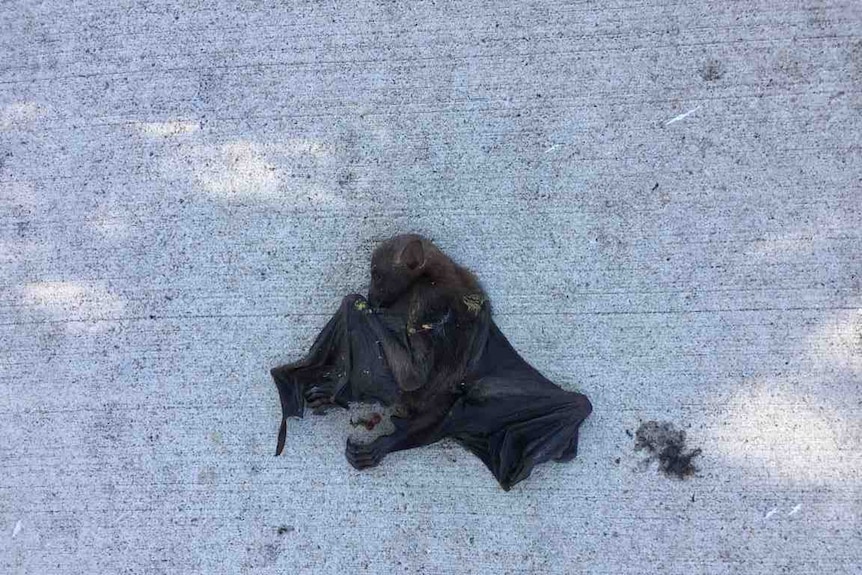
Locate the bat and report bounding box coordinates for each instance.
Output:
[270,234,592,490]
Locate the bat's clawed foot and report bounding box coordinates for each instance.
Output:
[305,369,341,409]
[345,437,390,470]
[305,384,334,408]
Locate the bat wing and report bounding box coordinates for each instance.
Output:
[444,321,592,490]
[270,296,403,455]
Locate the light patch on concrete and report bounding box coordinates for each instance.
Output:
[0,101,44,131]
[0,240,38,266]
[0,180,37,208]
[136,120,200,137]
[742,230,839,265]
[806,309,862,375]
[160,139,344,205]
[21,281,124,331]
[276,138,331,157]
[200,140,281,197]
[713,380,852,484]
[88,206,132,240]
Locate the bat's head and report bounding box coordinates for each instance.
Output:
[368,234,431,308]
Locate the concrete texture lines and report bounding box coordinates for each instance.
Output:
[1,1,861,573]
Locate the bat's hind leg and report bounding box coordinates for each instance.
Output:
[345,434,394,469]
[344,396,453,471]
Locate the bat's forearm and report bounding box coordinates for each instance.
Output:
[346,294,433,391]
[358,312,428,391]
[370,320,431,391]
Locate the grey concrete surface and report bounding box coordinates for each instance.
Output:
[1,1,861,573]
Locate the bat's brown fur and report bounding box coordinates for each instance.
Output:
[344,235,491,467]
[367,234,486,401]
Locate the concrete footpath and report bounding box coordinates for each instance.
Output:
[1,1,860,573]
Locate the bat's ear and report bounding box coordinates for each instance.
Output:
[399,238,425,271]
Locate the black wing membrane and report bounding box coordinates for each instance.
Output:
[271,295,402,455]
[442,321,592,490]
[270,295,592,489]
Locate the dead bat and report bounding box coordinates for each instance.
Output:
[270,234,592,490]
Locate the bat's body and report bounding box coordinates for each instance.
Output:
[271,235,592,490]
